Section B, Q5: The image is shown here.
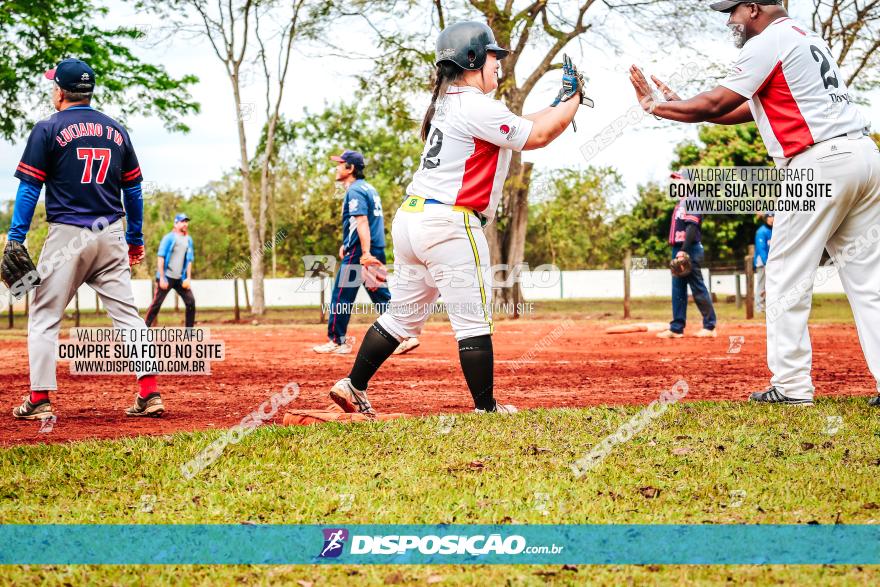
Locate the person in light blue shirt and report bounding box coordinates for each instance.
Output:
[754,213,773,313]
[145,213,196,327]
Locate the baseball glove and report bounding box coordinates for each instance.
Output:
[1,241,41,299]
[669,252,692,278]
[360,253,387,292]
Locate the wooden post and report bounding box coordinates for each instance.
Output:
[512,269,522,320]
[174,291,180,313]
[734,271,742,309]
[74,290,81,328]
[233,278,241,322]
[24,290,29,317]
[319,277,326,324]
[745,245,755,320]
[7,291,12,329]
[623,250,632,319]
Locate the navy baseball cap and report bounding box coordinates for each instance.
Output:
[174,213,190,223]
[45,58,96,92]
[330,150,365,170]
[710,0,782,13]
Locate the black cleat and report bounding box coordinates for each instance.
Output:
[869,395,880,407]
[125,393,165,417]
[749,386,813,406]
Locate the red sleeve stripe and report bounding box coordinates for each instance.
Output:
[17,162,46,181]
[683,214,701,223]
[122,167,141,180]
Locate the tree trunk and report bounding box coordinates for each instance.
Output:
[490,152,533,304]
[230,67,266,315]
[503,157,532,304]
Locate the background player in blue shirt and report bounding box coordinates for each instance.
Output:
[754,213,773,313]
[313,150,418,355]
[7,59,164,420]
[145,213,196,328]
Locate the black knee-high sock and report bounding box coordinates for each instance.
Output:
[349,322,400,390]
[458,335,495,411]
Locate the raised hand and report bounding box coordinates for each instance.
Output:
[651,75,680,101]
[629,64,659,113]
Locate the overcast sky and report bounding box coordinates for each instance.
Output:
[2,1,878,209]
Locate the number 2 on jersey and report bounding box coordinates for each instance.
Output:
[77,148,112,184]
[809,45,839,90]
[421,127,444,169]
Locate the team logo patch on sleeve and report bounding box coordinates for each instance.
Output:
[348,199,359,212]
[499,124,510,135]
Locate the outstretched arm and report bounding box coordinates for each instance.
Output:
[630,65,749,123]
[705,102,753,125]
[522,98,579,150]
[649,74,753,125]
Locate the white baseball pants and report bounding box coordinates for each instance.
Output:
[28,220,153,390]
[377,200,493,342]
[766,134,880,399]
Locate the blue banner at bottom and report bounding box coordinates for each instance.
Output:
[1,524,879,565]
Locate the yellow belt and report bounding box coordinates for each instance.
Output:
[400,195,474,214]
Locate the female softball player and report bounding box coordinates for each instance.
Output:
[328,21,591,416]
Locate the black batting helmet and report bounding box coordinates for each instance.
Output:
[435,21,509,70]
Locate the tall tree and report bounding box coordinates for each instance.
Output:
[0,0,199,140]
[148,0,320,314]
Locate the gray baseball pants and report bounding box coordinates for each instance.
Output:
[28,220,153,390]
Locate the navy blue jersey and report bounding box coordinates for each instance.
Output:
[668,201,702,245]
[341,179,385,252]
[14,106,142,229]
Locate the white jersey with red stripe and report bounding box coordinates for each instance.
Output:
[720,17,868,160]
[406,85,533,220]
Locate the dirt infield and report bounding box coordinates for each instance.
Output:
[0,319,874,445]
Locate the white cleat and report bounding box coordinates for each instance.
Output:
[329,378,376,416]
[392,337,420,355]
[656,329,684,339]
[693,328,717,338]
[313,339,353,354]
[475,403,518,415]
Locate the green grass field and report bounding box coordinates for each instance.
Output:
[2,397,879,584]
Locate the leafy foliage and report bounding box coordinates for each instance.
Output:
[0,0,199,140]
[271,92,425,271]
[610,182,677,267]
[673,124,771,265]
[526,168,623,269]
[613,124,773,267]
